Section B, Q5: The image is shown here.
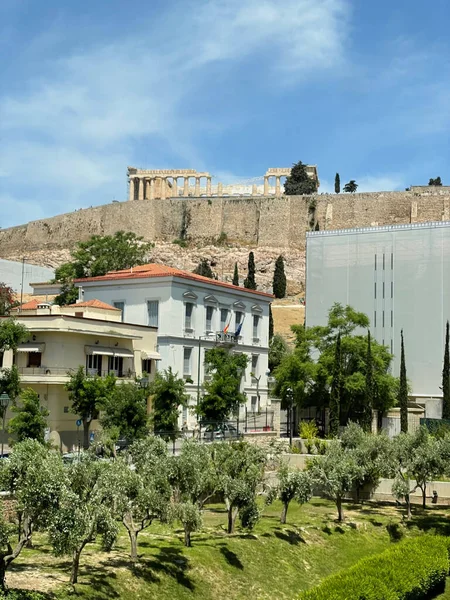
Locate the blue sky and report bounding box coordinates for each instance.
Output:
[1,0,450,227]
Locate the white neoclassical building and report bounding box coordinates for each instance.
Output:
[75,264,273,427]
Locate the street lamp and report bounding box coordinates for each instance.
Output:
[0,393,10,458]
[286,387,294,447]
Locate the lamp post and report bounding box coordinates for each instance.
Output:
[196,335,211,406]
[286,387,294,447]
[0,393,10,458]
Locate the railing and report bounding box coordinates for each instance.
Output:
[16,367,136,379]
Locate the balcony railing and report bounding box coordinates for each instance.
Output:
[16,367,136,379]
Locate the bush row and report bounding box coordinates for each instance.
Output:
[300,536,449,600]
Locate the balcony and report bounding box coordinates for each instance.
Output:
[15,367,136,383]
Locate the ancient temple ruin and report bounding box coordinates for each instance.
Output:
[127,166,319,200]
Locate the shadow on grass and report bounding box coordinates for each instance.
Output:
[129,546,195,591]
[334,526,345,534]
[405,509,450,536]
[219,546,244,570]
[76,563,120,599]
[274,528,306,545]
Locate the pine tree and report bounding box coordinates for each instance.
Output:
[443,321,450,419]
[232,262,239,286]
[243,252,256,290]
[269,305,274,341]
[272,255,287,299]
[399,330,408,433]
[284,161,318,195]
[329,333,341,437]
[334,173,340,194]
[193,259,215,279]
[362,331,373,432]
[343,180,358,193]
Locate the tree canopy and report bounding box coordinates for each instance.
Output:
[272,255,286,299]
[284,161,318,195]
[0,283,16,316]
[232,262,239,286]
[343,180,358,193]
[274,303,399,428]
[243,252,256,290]
[54,231,153,305]
[197,348,248,422]
[149,368,189,439]
[334,173,340,194]
[8,388,49,444]
[429,177,442,186]
[0,319,28,352]
[193,259,216,279]
[100,382,149,443]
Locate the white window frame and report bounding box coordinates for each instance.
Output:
[147,300,159,328]
[184,302,194,332]
[113,301,125,322]
[183,347,193,377]
[252,314,260,341]
[205,305,215,333]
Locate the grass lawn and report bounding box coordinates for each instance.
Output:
[7,499,450,600]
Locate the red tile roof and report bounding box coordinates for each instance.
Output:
[67,299,121,311]
[14,299,40,310]
[74,263,274,298]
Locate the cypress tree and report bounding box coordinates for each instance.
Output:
[443,321,450,419]
[193,259,215,279]
[362,330,373,432]
[334,173,340,194]
[232,262,239,286]
[269,305,274,341]
[329,332,341,437]
[399,330,408,433]
[244,252,257,290]
[272,255,287,299]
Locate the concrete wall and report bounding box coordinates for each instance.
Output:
[3,190,450,257]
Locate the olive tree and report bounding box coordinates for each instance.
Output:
[308,441,361,522]
[170,440,216,546]
[107,436,171,561]
[266,463,312,524]
[212,441,266,533]
[49,456,118,584]
[0,440,65,591]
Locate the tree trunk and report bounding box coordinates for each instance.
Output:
[127,529,138,562]
[336,497,344,522]
[422,485,426,509]
[280,501,289,524]
[70,548,82,584]
[0,559,6,592]
[406,494,411,521]
[227,506,238,534]
[83,421,90,450]
[184,529,191,547]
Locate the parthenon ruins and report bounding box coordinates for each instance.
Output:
[127,166,319,200]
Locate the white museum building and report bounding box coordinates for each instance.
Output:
[75,264,273,427]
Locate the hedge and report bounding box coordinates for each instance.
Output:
[300,536,449,600]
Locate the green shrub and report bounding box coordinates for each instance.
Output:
[299,421,318,440]
[0,591,50,600]
[173,238,188,248]
[300,536,448,600]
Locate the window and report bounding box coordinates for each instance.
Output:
[183,348,192,376]
[251,396,258,412]
[142,359,152,374]
[253,315,260,339]
[220,308,229,331]
[108,356,123,376]
[185,303,193,330]
[235,311,243,329]
[27,352,41,368]
[113,301,125,322]
[147,301,159,328]
[251,354,259,379]
[86,354,102,376]
[205,306,214,332]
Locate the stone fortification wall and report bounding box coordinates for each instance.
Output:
[1,189,450,282]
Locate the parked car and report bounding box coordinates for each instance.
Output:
[202,423,240,441]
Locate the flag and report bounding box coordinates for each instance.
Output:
[223,314,231,334]
[234,322,243,337]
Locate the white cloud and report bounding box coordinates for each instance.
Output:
[0,0,351,226]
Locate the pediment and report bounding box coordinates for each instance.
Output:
[251,304,263,313]
[204,294,218,304]
[183,290,198,300]
[233,301,246,310]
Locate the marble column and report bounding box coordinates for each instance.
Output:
[195,177,200,196]
[138,177,144,200]
[143,178,148,200]
[149,178,155,200]
[129,178,135,201]
[217,182,223,197]
[264,176,269,195]
[172,177,178,198]
[206,177,212,196]
[275,176,281,197]
[160,178,167,200]
[183,177,189,196]
[252,184,257,196]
